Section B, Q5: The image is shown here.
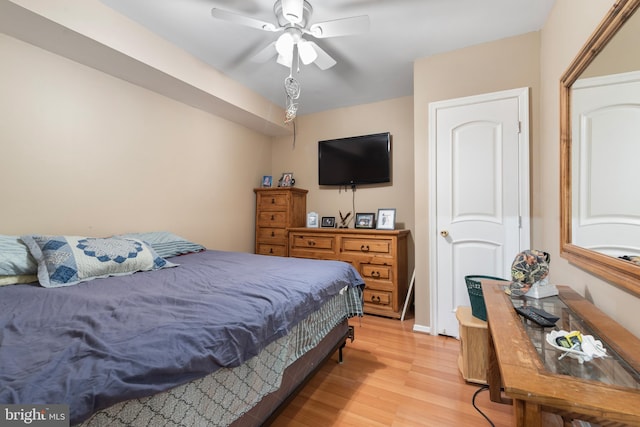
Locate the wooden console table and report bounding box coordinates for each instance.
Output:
[481,280,640,426]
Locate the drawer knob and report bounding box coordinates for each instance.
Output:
[370,295,381,303]
[307,240,316,246]
[360,245,370,252]
[271,198,276,204]
[372,271,381,278]
[271,215,275,220]
[269,248,273,254]
[271,231,275,237]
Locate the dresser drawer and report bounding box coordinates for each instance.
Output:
[257,227,287,242]
[341,237,392,256]
[360,263,392,280]
[290,233,336,255]
[256,243,287,257]
[363,289,392,307]
[362,278,394,292]
[257,193,289,211]
[257,211,287,227]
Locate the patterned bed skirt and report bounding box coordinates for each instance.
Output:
[76,286,362,427]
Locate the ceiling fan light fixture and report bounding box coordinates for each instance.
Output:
[275,32,294,56]
[281,0,303,24]
[298,40,317,65]
[276,53,293,68]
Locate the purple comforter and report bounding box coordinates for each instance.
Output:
[0,250,364,424]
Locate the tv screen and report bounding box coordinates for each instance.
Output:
[318,132,391,186]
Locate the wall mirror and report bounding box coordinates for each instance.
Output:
[560,0,640,296]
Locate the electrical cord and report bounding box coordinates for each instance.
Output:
[351,185,356,223]
[472,385,495,427]
[292,119,296,150]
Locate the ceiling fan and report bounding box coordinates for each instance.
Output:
[211,0,370,70]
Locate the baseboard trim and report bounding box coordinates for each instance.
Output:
[412,324,431,334]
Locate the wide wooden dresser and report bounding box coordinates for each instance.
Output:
[254,187,307,257]
[288,227,409,318]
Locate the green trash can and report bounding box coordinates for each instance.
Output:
[464,275,509,321]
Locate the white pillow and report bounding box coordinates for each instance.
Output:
[0,235,37,276]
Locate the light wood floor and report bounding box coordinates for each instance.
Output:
[271,314,515,427]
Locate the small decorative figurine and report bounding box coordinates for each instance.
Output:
[338,210,351,228]
[508,249,556,298]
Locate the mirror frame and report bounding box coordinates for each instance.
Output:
[560,0,640,296]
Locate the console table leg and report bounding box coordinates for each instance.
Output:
[487,325,512,405]
[514,399,542,427]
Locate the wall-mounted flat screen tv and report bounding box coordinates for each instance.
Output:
[318,132,391,186]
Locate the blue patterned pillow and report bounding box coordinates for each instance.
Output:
[20,235,177,288]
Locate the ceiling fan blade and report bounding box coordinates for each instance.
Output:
[308,15,370,38]
[211,8,280,32]
[251,42,278,63]
[307,42,336,70]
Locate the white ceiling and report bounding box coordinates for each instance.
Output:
[98,0,556,116]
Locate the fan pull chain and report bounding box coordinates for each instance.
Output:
[284,47,301,124]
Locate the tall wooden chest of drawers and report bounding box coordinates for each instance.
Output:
[254,187,307,256]
[288,227,409,318]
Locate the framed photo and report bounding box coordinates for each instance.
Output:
[261,175,272,188]
[279,172,294,187]
[321,216,336,228]
[355,213,375,229]
[306,212,319,228]
[376,208,396,230]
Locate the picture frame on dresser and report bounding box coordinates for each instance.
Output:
[355,213,375,229]
[278,172,294,187]
[306,212,319,228]
[376,208,396,230]
[321,216,336,228]
[261,175,272,188]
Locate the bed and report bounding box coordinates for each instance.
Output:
[0,233,364,426]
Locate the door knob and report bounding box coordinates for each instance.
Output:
[440,230,449,237]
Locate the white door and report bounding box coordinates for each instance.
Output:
[429,88,530,338]
[571,71,640,258]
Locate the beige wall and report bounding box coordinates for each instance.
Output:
[0,34,272,252]
[413,32,542,330]
[271,97,416,275]
[539,0,640,338]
